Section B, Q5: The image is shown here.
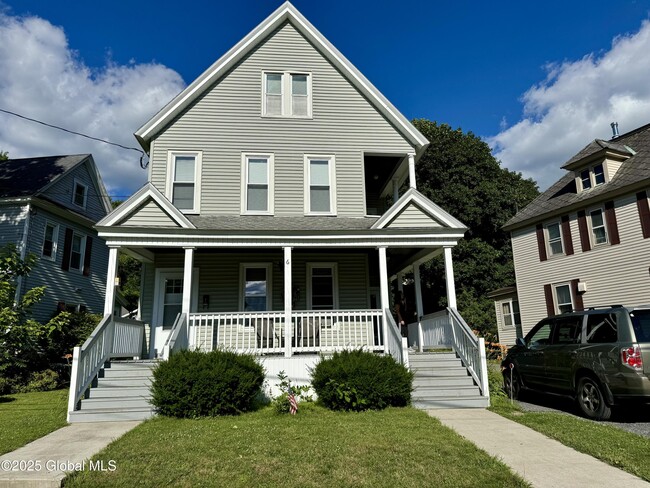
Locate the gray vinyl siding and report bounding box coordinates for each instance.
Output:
[41,161,108,222]
[149,21,414,217]
[121,201,178,227]
[21,209,109,322]
[388,204,441,228]
[140,250,370,325]
[0,204,27,246]
[512,192,650,336]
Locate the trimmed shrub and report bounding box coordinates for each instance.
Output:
[19,369,60,392]
[150,349,265,418]
[311,349,413,411]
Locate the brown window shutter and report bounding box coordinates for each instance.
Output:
[637,191,650,239]
[571,279,584,311]
[61,228,73,271]
[544,284,554,316]
[604,201,620,245]
[536,224,548,261]
[83,236,93,277]
[577,210,591,252]
[561,215,574,255]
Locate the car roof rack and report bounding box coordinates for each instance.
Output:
[585,305,624,311]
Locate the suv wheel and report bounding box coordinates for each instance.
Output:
[503,367,521,400]
[576,376,612,421]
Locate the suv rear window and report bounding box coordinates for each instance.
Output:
[586,313,618,343]
[630,310,650,343]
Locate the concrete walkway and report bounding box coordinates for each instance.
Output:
[428,409,650,488]
[0,421,141,488]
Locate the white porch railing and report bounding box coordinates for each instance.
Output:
[384,309,409,368]
[189,309,384,355]
[162,313,188,359]
[67,314,145,421]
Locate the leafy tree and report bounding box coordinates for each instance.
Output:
[0,151,7,161]
[412,120,539,337]
[112,199,140,311]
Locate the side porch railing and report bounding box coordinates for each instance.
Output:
[67,315,145,421]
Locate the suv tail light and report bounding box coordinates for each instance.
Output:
[621,345,643,371]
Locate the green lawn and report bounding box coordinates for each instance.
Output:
[65,405,529,488]
[0,389,68,455]
[488,363,650,481]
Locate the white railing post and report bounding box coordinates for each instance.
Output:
[479,337,490,403]
[284,247,292,358]
[66,346,81,421]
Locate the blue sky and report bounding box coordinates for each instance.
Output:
[1,0,650,197]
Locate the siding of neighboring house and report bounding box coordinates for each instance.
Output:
[493,291,520,346]
[149,21,414,218]
[0,205,27,247]
[512,192,650,335]
[21,209,109,323]
[139,250,370,325]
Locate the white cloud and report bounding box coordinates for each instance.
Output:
[0,12,185,197]
[489,20,650,191]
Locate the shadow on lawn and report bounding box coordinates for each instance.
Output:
[0,397,16,404]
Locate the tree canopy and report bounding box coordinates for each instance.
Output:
[412,120,539,337]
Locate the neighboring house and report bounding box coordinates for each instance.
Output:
[0,154,111,323]
[487,286,522,345]
[504,122,650,336]
[68,2,492,420]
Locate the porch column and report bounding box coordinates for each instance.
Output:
[182,247,195,315]
[378,247,389,352]
[408,153,416,189]
[443,246,457,310]
[283,246,292,358]
[104,247,119,316]
[392,178,399,203]
[413,263,425,352]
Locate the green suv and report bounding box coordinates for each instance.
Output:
[502,305,650,420]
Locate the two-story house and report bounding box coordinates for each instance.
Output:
[0,154,111,322]
[67,2,491,421]
[504,122,650,337]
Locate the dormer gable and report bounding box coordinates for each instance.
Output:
[561,139,635,193]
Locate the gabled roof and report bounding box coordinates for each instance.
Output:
[0,154,112,213]
[97,183,195,229]
[504,122,650,231]
[134,1,428,155]
[561,139,634,170]
[372,188,467,230]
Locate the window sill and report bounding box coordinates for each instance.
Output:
[305,212,337,217]
[261,115,313,120]
[242,211,274,216]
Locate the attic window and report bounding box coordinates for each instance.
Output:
[263,72,311,118]
[578,163,606,192]
[73,180,87,208]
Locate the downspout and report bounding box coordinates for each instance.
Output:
[14,204,32,305]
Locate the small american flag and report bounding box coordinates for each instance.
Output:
[288,389,298,415]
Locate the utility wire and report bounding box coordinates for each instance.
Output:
[0,107,148,169]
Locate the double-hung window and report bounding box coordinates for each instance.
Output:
[590,208,608,245]
[502,300,521,328]
[545,222,563,256]
[305,155,335,215]
[42,223,59,261]
[242,154,273,214]
[73,179,88,209]
[167,152,202,213]
[307,264,338,310]
[263,72,311,117]
[241,264,272,311]
[554,284,574,314]
[69,232,85,272]
[579,163,606,191]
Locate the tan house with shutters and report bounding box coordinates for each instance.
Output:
[504,122,650,336]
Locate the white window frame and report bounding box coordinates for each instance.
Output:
[306,263,339,310]
[165,151,202,214]
[588,207,608,246]
[72,179,88,209]
[69,232,86,273]
[241,153,274,215]
[578,162,608,192]
[261,71,312,118]
[239,263,273,311]
[304,155,336,215]
[553,283,574,314]
[501,299,520,328]
[41,222,59,261]
[544,221,564,256]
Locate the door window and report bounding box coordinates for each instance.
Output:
[162,278,183,329]
[552,317,582,344]
[586,313,618,343]
[526,321,552,348]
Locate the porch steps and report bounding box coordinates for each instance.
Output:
[68,361,157,422]
[409,352,488,409]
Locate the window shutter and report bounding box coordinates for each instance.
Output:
[61,228,73,271]
[544,284,554,316]
[577,210,591,252]
[560,215,574,255]
[536,224,547,261]
[637,191,650,239]
[604,201,620,245]
[83,236,93,277]
[571,279,584,311]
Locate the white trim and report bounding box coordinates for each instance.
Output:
[104,247,119,316]
[304,154,336,215]
[552,282,575,314]
[577,161,608,192]
[306,262,339,309]
[68,232,86,274]
[239,263,273,311]
[96,183,196,229]
[165,151,202,214]
[262,71,312,118]
[134,2,428,153]
[241,153,275,215]
[500,299,521,329]
[72,178,88,209]
[544,220,564,257]
[41,221,59,261]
